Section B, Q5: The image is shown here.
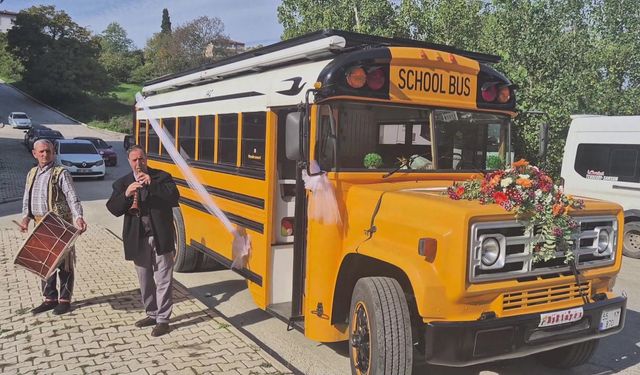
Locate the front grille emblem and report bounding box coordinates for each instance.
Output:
[82,162,87,167]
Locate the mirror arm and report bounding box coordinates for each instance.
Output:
[301,88,324,177]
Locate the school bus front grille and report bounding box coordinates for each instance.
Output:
[502,281,591,313]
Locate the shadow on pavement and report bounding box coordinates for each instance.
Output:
[73,287,191,312]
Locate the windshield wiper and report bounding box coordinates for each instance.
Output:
[382,155,422,179]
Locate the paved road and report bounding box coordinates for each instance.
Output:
[0,82,77,126]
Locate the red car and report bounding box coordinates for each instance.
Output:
[74,137,118,166]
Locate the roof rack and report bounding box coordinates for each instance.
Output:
[143,29,501,93]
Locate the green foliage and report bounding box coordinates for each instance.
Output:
[5,5,112,101]
[98,23,142,83]
[0,33,23,82]
[363,152,383,169]
[161,8,172,34]
[87,114,132,133]
[277,0,640,177]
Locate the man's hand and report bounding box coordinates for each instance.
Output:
[136,172,151,186]
[125,181,144,197]
[18,217,30,233]
[75,217,87,233]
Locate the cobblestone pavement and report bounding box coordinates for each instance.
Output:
[0,225,291,375]
[0,127,34,203]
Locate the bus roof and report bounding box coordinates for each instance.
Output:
[143,29,501,93]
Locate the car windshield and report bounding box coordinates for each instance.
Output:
[40,131,62,137]
[13,114,28,119]
[316,102,511,172]
[59,143,97,154]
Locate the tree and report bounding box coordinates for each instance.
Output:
[98,22,142,82]
[138,15,233,80]
[277,0,404,39]
[6,5,112,100]
[161,8,172,34]
[0,33,23,81]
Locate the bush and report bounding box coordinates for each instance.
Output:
[87,114,132,133]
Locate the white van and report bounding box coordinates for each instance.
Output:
[561,115,640,258]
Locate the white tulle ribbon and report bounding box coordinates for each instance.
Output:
[135,93,251,269]
[302,160,342,226]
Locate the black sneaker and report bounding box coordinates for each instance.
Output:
[134,316,156,328]
[31,301,58,314]
[151,323,170,337]
[52,302,71,315]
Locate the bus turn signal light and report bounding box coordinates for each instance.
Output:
[418,238,437,262]
[481,82,498,102]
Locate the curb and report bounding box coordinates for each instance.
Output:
[2,82,83,125]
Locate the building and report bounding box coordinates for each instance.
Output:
[204,38,245,58]
[0,10,17,33]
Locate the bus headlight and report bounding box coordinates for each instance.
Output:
[596,229,611,254]
[481,237,501,266]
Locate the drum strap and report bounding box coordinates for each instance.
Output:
[26,167,38,220]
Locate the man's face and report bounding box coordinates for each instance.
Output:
[32,142,55,167]
[128,149,147,173]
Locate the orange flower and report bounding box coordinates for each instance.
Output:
[552,203,565,216]
[512,159,529,168]
[516,178,532,188]
[490,174,502,186]
[456,186,465,197]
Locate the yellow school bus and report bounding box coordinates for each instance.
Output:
[135,30,626,374]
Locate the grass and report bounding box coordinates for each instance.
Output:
[8,80,141,133]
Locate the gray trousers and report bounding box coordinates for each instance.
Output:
[134,236,174,324]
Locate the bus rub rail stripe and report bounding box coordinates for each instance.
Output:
[179,196,264,234]
[189,240,262,286]
[173,177,264,209]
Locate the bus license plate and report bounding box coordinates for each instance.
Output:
[539,307,584,328]
[599,308,621,331]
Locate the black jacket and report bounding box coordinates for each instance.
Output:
[106,167,179,260]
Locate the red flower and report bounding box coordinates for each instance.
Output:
[456,186,465,197]
[492,191,508,205]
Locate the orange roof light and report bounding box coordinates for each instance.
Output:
[346,67,367,89]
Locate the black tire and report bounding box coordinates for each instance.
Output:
[172,207,200,272]
[535,339,599,369]
[349,277,412,375]
[623,221,640,259]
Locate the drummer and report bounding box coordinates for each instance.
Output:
[18,139,87,315]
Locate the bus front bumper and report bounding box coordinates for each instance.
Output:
[423,296,626,367]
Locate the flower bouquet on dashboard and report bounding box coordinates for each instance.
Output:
[447,159,584,263]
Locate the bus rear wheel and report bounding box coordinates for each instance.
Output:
[172,207,200,272]
[623,221,640,258]
[348,277,412,375]
[535,339,599,369]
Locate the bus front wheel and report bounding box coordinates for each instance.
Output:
[535,339,599,369]
[623,221,640,258]
[172,207,200,272]
[348,277,412,375]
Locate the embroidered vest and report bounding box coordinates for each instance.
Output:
[26,165,73,222]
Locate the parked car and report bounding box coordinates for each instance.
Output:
[24,128,64,150]
[123,134,134,151]
[74,136,118,166]
[8,112,32,129]
[56,139,105,179]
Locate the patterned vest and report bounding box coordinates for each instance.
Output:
[26,165,73,222]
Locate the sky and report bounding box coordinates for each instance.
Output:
[1,0,284,49]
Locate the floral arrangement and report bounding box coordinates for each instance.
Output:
[447,159,584,263]
[363,153,383,169]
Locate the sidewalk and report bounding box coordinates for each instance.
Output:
[0,224,291,375]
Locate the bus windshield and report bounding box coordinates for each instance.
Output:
[316,102,511,172]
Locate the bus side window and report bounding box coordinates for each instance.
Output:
[198,115,215,162]
[242,112,266,169]
[148,120,160,155]
[178,116,196,159]
[139,119,147,151]
[161,117,176,155]
[218,114,238,166]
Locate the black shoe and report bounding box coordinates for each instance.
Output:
[135,316,156,328]
[151,323,170,337]
[31,301,58,314]
[52,302,71,315]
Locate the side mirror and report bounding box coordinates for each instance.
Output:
[285,112,302,160]
[538,123,549,160]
